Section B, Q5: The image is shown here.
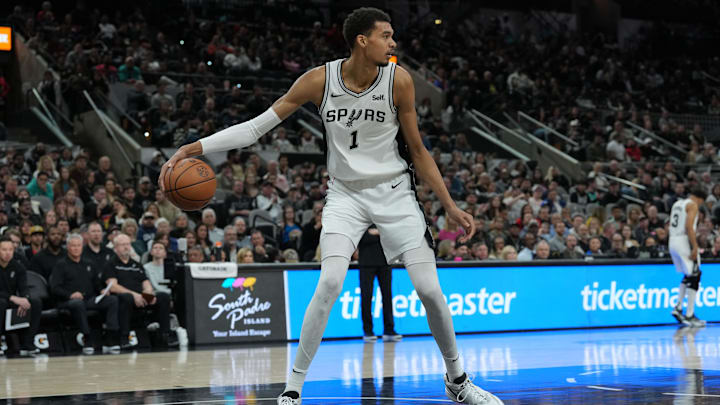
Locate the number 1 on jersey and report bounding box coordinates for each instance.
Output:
[349,130,359,149]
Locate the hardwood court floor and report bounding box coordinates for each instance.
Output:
[2,325,720,403]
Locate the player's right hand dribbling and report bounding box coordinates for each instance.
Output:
[158,147,188,192]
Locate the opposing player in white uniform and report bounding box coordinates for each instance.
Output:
[668,188,707,327]
[159,7,502,405]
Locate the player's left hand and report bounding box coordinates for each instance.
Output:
[447,206,475,243]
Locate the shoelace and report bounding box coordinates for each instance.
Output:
[455,377,490,403]
[278,396,296,405]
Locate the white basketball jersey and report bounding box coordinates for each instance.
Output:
[669,198,697,237]
[318,59,408,181]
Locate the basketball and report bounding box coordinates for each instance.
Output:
[162,158,217,211]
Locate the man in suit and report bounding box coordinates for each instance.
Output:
[358,226,401,342]
[0,236,42,356]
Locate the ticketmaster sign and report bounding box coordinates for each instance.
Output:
[284,263,720,339]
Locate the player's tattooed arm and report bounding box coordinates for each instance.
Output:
[394,66,475,242]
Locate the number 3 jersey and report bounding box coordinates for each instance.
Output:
[669,198,697,238]
[318,59,408,181]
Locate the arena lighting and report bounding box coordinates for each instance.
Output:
[207,61,212,66]
[0,26,12,52]
[179,40,185,45]
[434,19,442,25]
[144,131,150,138]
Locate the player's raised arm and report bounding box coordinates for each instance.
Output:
[686,201,699,260]
[394,66,475,242]
[159,67,326,191]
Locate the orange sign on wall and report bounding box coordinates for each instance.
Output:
[0,27,12,51]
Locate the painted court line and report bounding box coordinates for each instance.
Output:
[566,378,577,383]
[663,393,720,398]
[155,397,455,405]
[586,385,623,392]
[579,370,602,375]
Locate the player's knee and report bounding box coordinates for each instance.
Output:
[416,285,444,308]
[317,277,343,299]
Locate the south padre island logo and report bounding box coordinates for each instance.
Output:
[210,276,270,329]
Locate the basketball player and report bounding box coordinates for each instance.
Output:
[669,187,707,327]
[160,8,502,405]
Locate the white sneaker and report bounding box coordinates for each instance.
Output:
[684,315,706,328]
[444,374,504,404]
[277,393,301,404]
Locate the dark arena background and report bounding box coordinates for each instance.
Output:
[1,0,720,403]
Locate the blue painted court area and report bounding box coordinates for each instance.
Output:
[6,324,720,403]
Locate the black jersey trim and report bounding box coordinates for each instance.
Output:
[388,63,397,114]
[337,59,384,98]
[318,62,330,114]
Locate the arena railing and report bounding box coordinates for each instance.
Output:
[626,121,688,155]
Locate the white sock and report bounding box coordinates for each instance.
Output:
[444,354,465,381]
[283,367,307,396]
[677,283,686,311]
[687,289,697,317]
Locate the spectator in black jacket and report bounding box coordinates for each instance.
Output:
[30,226,65,280]
[358,226,401,342]
[104,234,176,347]
[81,222,114,290]
[50,233,121,354]
[0,237,42,356]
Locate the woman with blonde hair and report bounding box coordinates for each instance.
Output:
[121,218,143,260]
[587,216,602,236]
[436,239,455,261]
[237,247,255,264]
[34,155,59,182]
[500,245,518,260]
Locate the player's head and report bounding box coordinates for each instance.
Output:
[343,7,395,66]
[690,186,707,203]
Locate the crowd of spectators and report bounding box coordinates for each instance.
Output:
[3,1,720,356]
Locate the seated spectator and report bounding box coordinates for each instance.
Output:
[155,189,181,224]
[562,234,585,259]
[586,236,603,257]
[0,237,42,356]
[26,171,53,200]
[221,225,239,263]
[225,180,253,221]
[187,246,205,263]
[29,226,64,280]
[136,212,157,252]
[250,229,276,263]
[24,226,44,262]
[534,240,551,260]
[201,208,224,244]
[517,233,536,261]
[11,198,41,226]
[237,247,254,264]
[83,186,112,224]
[471,242,489,260]
[144,241,171,295]
[104,234,177,347]
[118,57,142,83]
[437,239,455,261]
[82,222,114,273]
[500,245,518,260]
[280,205,302,250]
[50,233,120,354]
[255,181,283,222]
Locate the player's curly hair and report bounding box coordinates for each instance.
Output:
[343,7,391,51]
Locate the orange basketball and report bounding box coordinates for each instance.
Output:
[163,158,217,211]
